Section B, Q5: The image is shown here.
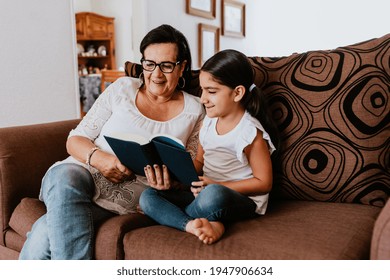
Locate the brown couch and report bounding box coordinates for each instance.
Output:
[1,34,389,260]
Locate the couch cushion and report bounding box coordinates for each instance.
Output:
[123,200,381,260]
[251,34,390,206]
[9,197,46,241]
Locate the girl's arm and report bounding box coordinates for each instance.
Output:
[194,130,273,196]
[193,143,204,175]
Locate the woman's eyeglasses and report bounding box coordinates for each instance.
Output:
[141,59,181,73]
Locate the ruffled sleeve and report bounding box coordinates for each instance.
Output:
[235,113,276,163]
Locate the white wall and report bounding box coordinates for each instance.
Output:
[145,0,390,65]
[248,0,390,56]
[76,0,389,68]
[1,0,388,127]
[0,0,78,128]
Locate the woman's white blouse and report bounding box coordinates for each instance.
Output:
[64,77,204,167]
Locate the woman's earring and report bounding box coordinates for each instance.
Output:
[139,72,144,85]
[178,77,185,89]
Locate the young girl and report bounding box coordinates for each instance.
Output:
[140,49,279,244]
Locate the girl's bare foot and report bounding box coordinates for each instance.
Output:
[185,218,225,245]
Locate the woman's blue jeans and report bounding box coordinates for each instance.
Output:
[139,184,257,231]
[19,163,115,260]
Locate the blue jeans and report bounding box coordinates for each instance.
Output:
[139,184,257,231]
[19,163,115,260]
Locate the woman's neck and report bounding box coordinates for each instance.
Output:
[136,88,184,121]
[143,88,179,104]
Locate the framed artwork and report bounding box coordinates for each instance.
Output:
[198,23,220,67]
[186,0,216,19]
[221,0,246,37]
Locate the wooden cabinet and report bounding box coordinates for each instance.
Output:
[76,12,116,72]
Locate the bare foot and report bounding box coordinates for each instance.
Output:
[185,218,225,245]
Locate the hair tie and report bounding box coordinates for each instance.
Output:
[249,83,256,92]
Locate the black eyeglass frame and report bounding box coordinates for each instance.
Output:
[140,59,181,73]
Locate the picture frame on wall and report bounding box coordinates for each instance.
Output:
[186,0,216,19]
[198,23,220,67]
[221,0,246,37]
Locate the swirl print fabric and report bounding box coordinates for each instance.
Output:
[249,34,389,207]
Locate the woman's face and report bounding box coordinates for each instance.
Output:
[142,43,186,98]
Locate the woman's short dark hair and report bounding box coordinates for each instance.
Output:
[140,24,192,91]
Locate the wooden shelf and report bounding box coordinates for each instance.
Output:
[76,12,116,71]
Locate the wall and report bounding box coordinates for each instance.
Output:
[145,0,390,65]
[0,0,78,128]
[75,0,390,68]
[1,0,388,128]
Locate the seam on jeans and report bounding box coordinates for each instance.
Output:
[205,202,256,222]
[181,218,192,232]
[88,208,94,258]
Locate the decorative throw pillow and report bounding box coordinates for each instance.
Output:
[249,34,389,207]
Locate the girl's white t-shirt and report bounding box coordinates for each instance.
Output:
[199,111,276,214]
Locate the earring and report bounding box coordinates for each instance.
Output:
[178,77,185,89]
[139,72,144,85]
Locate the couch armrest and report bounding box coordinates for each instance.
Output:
[94,213,156,260]
[371,199,390,259]
[0,119,80,246]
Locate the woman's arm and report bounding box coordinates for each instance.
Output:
[66,136,132,184]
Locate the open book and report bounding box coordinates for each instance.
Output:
[104,133,199,187]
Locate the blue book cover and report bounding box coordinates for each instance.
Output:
[104,134,199,187]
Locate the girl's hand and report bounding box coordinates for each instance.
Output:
[191,176,216,197]
[144,164,172,190]
[91,151,133,183]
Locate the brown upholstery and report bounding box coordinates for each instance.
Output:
[0,119,79,250]
[124,200,381,259]
[0,34,389,260]
[249,35,390,206]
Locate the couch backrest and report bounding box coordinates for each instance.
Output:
[124,33,389,207]
[249,34,389,207]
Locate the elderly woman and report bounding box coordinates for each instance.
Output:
[19,24,204,259]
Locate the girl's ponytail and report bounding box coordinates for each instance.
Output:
[242,84,280,155]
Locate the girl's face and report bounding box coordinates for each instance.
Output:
[142,43,186,98]
[199,71,240,118]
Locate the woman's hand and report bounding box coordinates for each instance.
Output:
[144,164,173,190]
[91,150,133,184]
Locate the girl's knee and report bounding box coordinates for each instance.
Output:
[202,184,231,202]
[139,187,157,213]
[198,184,231,208]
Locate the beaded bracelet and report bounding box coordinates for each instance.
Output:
[86,146,100,167]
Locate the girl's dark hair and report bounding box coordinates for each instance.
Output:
[140,24,192,92]
[201,49,280,154]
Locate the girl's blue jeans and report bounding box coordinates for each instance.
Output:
[139,184,257,231]
[19,163,115,260]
